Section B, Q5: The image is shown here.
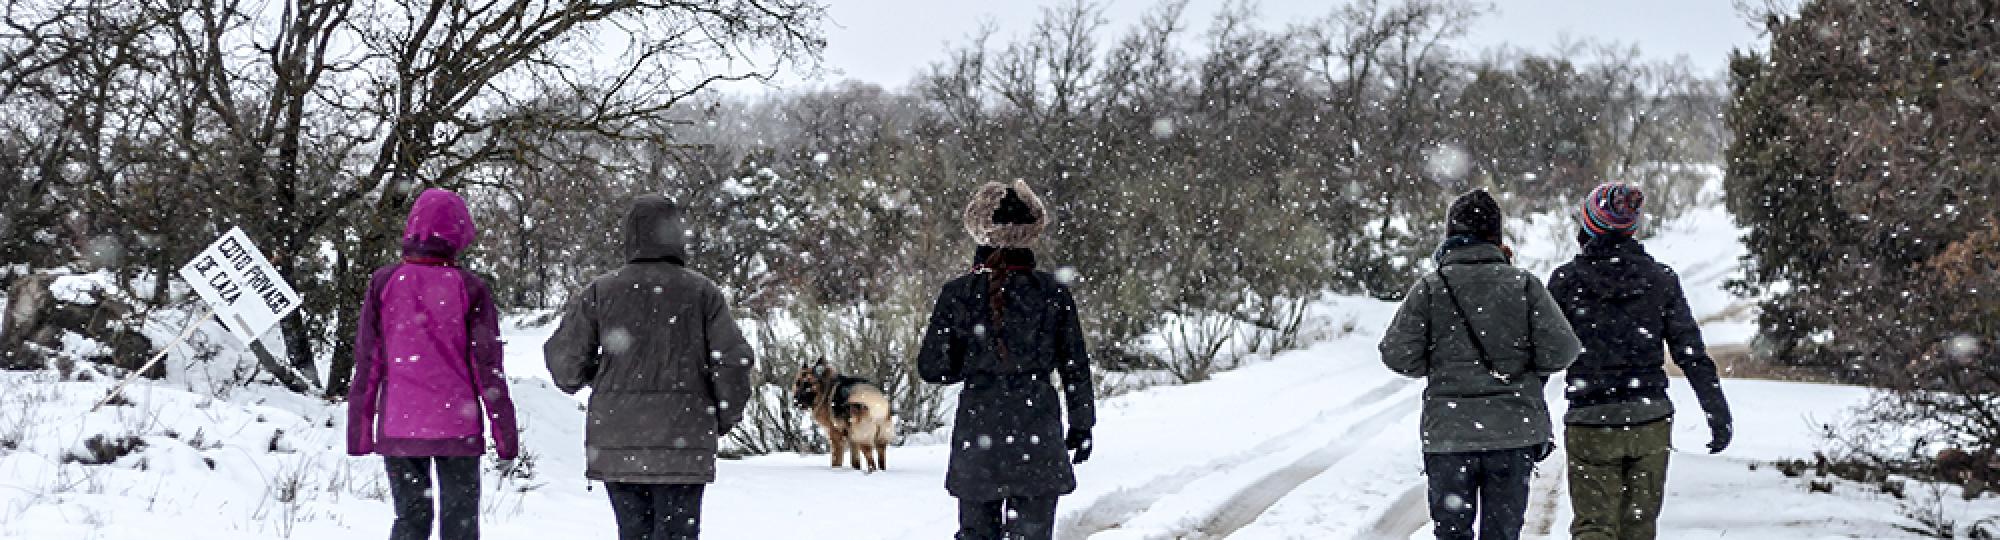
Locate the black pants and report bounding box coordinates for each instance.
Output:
[385,456,483,540]
[606,482,707,540]
[1424,447,1536,540]
[956,496,1058,540]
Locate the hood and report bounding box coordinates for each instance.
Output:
[1447,190,1503,241]
[625,195,690,262]
[402,189,477,259]
[1571,233,1655,300]
[1436,236,1508,267]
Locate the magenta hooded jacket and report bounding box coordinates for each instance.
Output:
[346,189,519,459]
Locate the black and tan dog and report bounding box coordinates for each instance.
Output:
[792,359,893,472]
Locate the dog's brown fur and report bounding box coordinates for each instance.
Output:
[792,360,894,473]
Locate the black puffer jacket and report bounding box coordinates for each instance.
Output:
[917,248,1096,500]
[1547,235,1730,425]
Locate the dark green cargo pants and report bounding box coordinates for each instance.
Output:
[1566,418,1672,540]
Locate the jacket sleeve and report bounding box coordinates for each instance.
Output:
[465,275,519,460]
[1055,284,1097,431]
[916,285,965,385]
[1546,265,1576,323]
[345,268,392,456]
[1378,278,1433,377]
[542,283,600,395]
[702,284,756,434]
[1525,273,1581,375]
[1661,267,1732,425]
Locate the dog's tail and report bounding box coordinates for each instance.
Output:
[846,386,895,445]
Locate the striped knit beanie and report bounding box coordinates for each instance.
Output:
[1579,182,1645,237]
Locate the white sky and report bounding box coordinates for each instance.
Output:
[766,0,1766,91]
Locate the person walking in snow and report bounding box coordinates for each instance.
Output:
[1548,183,1733,540]
[543,195,755,540]
[1380,189,1581,540]
[918,180,1097,540]
[347,188,521,540]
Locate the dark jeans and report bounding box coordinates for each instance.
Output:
[385,456,483,540]
[606,482,707,540]
[1424,447,1536,540]
[956,496,1058,540]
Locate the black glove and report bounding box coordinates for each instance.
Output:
[1707,415,1733,454]
[1065,426,1093,464]
[1532,441,1556,463]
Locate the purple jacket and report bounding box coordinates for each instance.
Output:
[347,189,519,459]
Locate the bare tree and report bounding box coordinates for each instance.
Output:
[0,0,825,394]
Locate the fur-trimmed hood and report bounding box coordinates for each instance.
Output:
[962,179,1049,248]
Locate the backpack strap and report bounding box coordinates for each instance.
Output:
[1435,268,1511,384]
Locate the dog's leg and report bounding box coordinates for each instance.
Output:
[876,433,888,471]
[857,442,877,473]
[829,431,847,469]
[848,438,863,470]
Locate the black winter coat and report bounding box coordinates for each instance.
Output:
[543,196,756,484]
[1546,235,1730,426]
[918,248,1096,501]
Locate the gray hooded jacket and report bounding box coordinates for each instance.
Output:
[544,196,755,483]
[1379,243,1581,454]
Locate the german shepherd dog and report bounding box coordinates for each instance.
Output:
[791,359,893,473]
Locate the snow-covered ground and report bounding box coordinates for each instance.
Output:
[0,294,1970,540]
[5,173,1988,539]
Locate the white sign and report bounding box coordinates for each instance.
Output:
[178,227,302,346]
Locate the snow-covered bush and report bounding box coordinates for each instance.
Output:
[727,288,954,456]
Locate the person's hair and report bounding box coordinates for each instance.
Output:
[985,250,1012,360]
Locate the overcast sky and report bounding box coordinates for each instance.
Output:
[768,0,1766,91]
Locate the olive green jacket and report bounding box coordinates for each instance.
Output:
[1379,243,1581,454]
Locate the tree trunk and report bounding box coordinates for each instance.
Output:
[254,334,315,393]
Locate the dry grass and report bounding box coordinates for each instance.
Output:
[1665,344,1844,384]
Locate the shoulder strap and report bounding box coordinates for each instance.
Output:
[1434,267,1511,384]
[1524,276,1534,348]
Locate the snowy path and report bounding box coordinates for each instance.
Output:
[5,175,1970,538]
[0,319,1966,539]
[1227,379,1921,540]
[4,292,1948,540]
[1066,382,1419,539]
[0,298,1422,540]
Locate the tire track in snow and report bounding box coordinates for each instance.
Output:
[1057,378,1413,540]
[1184,393,1420,539]
[1357,483,1429,539]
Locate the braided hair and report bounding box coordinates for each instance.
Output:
[983,188,1040,359]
